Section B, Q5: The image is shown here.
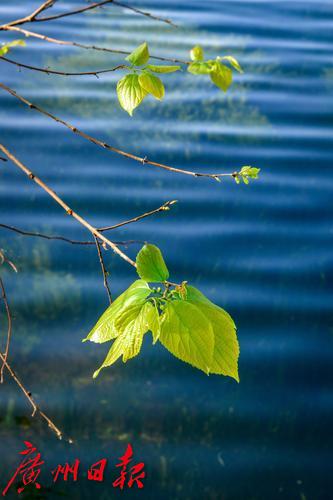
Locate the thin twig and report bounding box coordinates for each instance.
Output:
[0,26,188,65]
[98,200,177,231]
[0,83,239,181]
[94,235,112,304]
[0,223,141,246]
[0,351,73,443]
[0,277,12,383]
[0,249,18,273]
[0,144,136,267]
[33,0,177,28]
[0,56,127,77]
[1,0,56,28]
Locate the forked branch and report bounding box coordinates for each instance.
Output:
[0,83,240,181]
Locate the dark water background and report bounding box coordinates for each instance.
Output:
[0,1,332,499]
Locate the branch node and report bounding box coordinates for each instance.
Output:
[28,173,35,180]
[66,209,73,216]
[142,156,148,165]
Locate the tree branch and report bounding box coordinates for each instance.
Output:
[34,0,177,28]
[0,223,143,247]
[1,0,56,28]
[0,56,127,77]
[0,276,12,383]
[98,200,177,232]
[94,235,112,304]
[0,0,176,29]
[0,351,73,443]
[0,83,239,181]
[0,26,188,65]
[0,144,136,267]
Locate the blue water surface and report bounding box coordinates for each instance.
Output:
[0,1,332,499]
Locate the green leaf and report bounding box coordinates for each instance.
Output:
[185,286,239,382]
[136,244,169,282]
[190,45,204,62]
[147,64,181,74]
[221,55,243,73]
[210,62,233,92]
[159,300,214,374]
[0,39,26,57]
[125,42,149,66]
[138,73,165,100]
[93,301,153,377]
[145,300,161,344]
[117,74,147,116]
[83,280,151,343]
[187,61,212,75]
[240,166,260,180]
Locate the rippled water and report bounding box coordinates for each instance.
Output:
[0,1,332,499]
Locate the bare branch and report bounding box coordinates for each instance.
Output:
[99,200,177,232]
[94,235,112,304]
[1,26,188,65]
[0,143,136,267]
[2,0,56,28]
[0,223,142,247]
[0,277,12,383]
[0,83,239,181]
[0,56,127,77]
[0,351,73,443]
[0,0,176,29]
[34,0,177,28]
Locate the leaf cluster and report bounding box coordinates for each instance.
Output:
[116,42,243,115]
[84,244,239,382]
[188,45,243,92]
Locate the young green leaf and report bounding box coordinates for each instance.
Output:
[83,280,151,343]
[117,74,147,116]
[159,300,214,374]
[190,45,204,62]
[185,286,239,382]
[93,301,153,377]
[221,55,243,73]
[210,62,233,92]
[136,244,169,282]
[147,64,181,74]
[145,300,161,344]
[138,73,165,100]
[125,42,149,66]
[240,166,260,180]
[0,39,26,57]
[93,335,125,378]
[187,61,212,75]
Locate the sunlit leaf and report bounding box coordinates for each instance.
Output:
[93,301,153,377]
[139,73,165,100]
[187,61,212,75]
[210,62,233,92]
[147,64,181,73]
[190,45,204,62]
[0,39,26,57]
[221,55,243,73]
[83,280,151,343]
[186,286,239,381]
[117,74,147,115]
[125,42,149,66]
[145,300,161,343]
[136,244,169,282]
[159,300,214,374]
